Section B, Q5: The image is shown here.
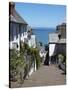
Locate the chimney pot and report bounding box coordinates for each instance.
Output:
[9,2,15,15]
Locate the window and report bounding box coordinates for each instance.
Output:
[16,24,19,39]
[20,25,22,37]
[13,23,16,40]
[9,22,14,41]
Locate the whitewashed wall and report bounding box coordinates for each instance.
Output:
[49,33,59,43]
[49,33,59,56]
[9,23,36,50]
[28,35,36,48]
[49,44,56,57]
[10,23,20,50]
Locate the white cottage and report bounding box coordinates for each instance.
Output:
[9,2,28,50]
[9,2,36,50]
[9,2,37,79]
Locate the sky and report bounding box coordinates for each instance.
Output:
[15,2,66,28]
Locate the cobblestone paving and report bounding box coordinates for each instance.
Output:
[21,65,66,87]
[11,65,66,88]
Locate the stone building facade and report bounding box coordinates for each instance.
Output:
[49,23,66,64]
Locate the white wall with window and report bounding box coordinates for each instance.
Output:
[20,25,27,42]
[9,22,36,50]
[9,22,20,50]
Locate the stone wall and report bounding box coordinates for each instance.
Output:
[55,43,66,56]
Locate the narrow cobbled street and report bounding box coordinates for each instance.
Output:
[21,65,66,87]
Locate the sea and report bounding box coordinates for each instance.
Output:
[32,27,56,44]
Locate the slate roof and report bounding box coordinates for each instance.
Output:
[9,6,28,25]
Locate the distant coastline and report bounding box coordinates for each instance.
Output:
[32,27,56,44]
[32,27,56,30]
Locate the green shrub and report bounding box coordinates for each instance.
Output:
[58,54,65,63]
[20,42,26,53]
[30,48,41,69]
[9,49,25,81]
[10,43,41,82]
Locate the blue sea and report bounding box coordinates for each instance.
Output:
[32,27,56,44]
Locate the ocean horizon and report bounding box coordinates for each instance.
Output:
[32,27,56,44]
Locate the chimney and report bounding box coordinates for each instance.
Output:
[9,2,15,15]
